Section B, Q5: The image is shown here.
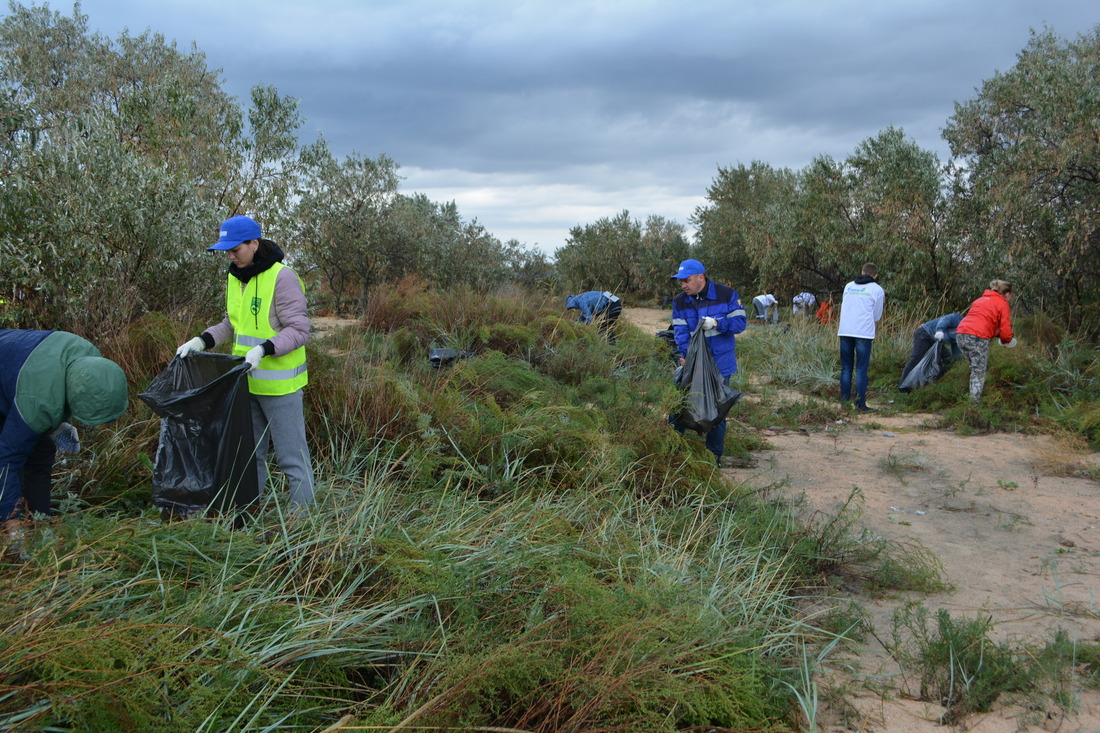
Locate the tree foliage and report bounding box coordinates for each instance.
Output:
[692,162,792,293]
[694,128,958,309]
[555,210,688,301]
[0,3,230,335]
[0,1,534,334]
[290,150,401,312]
[943,26,1100,332]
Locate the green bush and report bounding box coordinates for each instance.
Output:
[890,603,1033,724]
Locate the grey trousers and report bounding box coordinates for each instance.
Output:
[250,389,315,507]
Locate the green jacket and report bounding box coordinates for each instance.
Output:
[0,329,127,518]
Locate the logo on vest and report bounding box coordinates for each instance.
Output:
[250,296,262,316]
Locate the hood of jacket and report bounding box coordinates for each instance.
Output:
[230,239,285,284]
[66,356,128,425]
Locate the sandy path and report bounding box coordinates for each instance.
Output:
[623,307,1100,732]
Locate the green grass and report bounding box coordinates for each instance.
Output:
[738,313,1100,442]
[10,288,1100,730]
[3,289,845,731]
[887,602,1100,726]
[889,602,1032,724]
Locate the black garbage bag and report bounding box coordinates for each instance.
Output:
[899,340,948,392]
[138,353,259,515]
[675,326,742,434]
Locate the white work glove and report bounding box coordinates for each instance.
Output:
[244,345,265,370]
[51,422,80,454]
[176,337,206,358]
[701,316,718,331]
[934,331,944,341]
[1002,337,1017,349]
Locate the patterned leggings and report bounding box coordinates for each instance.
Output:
[956,333,990,402]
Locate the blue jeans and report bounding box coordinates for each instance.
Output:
[839,336,873,409]
[671,374,730,460]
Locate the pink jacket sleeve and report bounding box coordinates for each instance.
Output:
[269,266,310,356]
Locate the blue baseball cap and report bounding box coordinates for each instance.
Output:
[209,215,262,251]
[670,259,706,279]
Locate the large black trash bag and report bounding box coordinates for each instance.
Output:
[138,353,259,515]
[675,325,742,434]
[899,340,949,392]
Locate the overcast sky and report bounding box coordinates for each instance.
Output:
[62,0,1100,255]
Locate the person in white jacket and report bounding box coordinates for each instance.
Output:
[792,291,816,316]
[837,263,885,411]
[751,293,779,323]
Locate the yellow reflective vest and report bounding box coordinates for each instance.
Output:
[226,263,308,395]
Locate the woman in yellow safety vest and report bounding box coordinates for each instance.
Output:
[175,215,315,508]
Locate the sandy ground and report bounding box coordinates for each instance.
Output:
[622,307,1100,732]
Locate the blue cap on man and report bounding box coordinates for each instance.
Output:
[670,259,706,279]
[208,215,262,251]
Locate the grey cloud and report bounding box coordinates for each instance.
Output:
[70,0,1100,251]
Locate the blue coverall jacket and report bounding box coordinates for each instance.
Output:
[670,280,748,377]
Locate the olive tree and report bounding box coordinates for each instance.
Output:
[842,127,958,303]
[290,150,400,312]
[695,129,957,307]
[555,210,688,300]
[943,25,1100,331]
[0,2,323,336]
[693,162,793,295]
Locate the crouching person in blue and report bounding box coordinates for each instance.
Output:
[668,259,748,466]
[899,313,963,390]
[0,330,128,522]
[565,290,622,341]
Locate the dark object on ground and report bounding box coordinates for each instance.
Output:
[139,353,259,518]
[899,340,949,392]
[674,326,742,434]
[429,348,473,369]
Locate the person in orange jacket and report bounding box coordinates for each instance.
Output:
[815,293,835,324]
[955,280,1016,403]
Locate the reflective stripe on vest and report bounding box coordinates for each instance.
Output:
[226,262,308,396]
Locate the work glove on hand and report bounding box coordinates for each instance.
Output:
[934,331,945,341]
[51,422,80,455]
[176,337,206,359]
[701,316,718,331]
[244,345,265,371]
[1002,337,1018,349]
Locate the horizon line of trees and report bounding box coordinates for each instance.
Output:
[559,26,1100,336]
[2,3,1098,338]
[0,2,553,339]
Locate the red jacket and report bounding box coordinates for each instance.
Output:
[957,290,1013,343]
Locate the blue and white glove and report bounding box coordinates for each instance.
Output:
[244,345,265,370]
[934,331,945,341]
[701,316,718,331]
[51,422,80,454]
[1002,338,1017,349]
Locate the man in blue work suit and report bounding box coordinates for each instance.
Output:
[669,259,748,466]
[565,290,622,340]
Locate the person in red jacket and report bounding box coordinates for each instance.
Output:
[955,280,1016,403]
[815,293,835,324]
